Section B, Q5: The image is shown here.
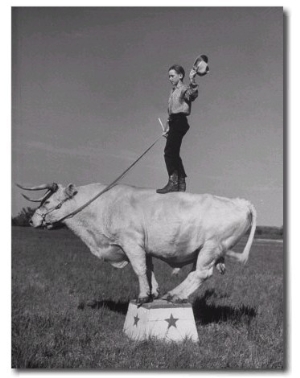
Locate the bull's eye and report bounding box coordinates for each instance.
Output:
[44,200,50,205]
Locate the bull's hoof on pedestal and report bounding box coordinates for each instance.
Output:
[152,291,160,299]
[136,295,154,307]
[161,293,190,304]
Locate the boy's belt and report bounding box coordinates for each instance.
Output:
[169,113,188,121]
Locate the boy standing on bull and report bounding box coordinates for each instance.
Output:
[156,55,209,194]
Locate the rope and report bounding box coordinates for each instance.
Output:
[54,134,163,224]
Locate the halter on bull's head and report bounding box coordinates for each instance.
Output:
[16,183,78,229]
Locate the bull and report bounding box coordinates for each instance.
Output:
[17,182,256,304]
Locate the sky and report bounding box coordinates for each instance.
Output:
[11,6,283,226]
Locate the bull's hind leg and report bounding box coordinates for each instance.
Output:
[162,242,221,302]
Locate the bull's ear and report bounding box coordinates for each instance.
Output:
[65,183,78,198]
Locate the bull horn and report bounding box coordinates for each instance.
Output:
[21,189,52,203]
[16,183,58,191]
[21,193,42,202]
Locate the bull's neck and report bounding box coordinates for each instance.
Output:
[62,204,105,253]
[61,184,106,238]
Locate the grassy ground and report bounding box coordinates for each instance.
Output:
[11,227,284,369]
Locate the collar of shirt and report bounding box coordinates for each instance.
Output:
[172,81,184,91]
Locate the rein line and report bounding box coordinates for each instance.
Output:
[53,135,163,225]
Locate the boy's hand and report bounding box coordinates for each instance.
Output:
[163,123,169,138]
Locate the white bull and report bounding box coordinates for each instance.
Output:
[19,182,257,304]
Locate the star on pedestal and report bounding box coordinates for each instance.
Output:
[165,313,179,329]
[133,314,140,326]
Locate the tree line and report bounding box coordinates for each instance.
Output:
[12,207,35,227]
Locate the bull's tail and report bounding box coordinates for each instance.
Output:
[226,203,257,265]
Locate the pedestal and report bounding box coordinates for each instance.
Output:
[123,299,199,342]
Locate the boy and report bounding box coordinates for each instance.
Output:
[157,56,208,194]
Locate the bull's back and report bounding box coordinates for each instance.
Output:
[95,185,251,254]
[111,186,249,228]
[133,190,250,257]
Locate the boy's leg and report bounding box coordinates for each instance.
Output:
[157,117,189,194]
[164,123,187,176]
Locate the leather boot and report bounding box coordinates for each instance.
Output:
[178,177,186,192]
[156,172,179,194]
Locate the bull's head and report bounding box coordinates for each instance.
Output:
[16,183,78,229]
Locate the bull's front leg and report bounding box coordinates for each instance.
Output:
[122,241,152,304]
[146,255,160,299]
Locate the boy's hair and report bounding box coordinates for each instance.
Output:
[168,64,185,79]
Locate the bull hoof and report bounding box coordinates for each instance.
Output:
[161,293,189,304]
[136,295,153,307]
[161,293,173,302]
[178,298,189,303]
[152,292,160,299]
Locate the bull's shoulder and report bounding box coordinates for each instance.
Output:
[78,182,107,197]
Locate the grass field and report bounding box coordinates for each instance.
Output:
[11,226,284,369]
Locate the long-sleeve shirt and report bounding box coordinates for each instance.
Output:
[168,81,198,116]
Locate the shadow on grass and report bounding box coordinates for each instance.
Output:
[79,290,257,327]
[193,289,257,326]
[79,299,129,314]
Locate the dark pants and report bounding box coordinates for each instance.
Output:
[164,113,190,178]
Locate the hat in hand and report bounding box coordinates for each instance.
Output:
[192,55,209,76]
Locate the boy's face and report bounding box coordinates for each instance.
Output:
[168,70,183,87]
